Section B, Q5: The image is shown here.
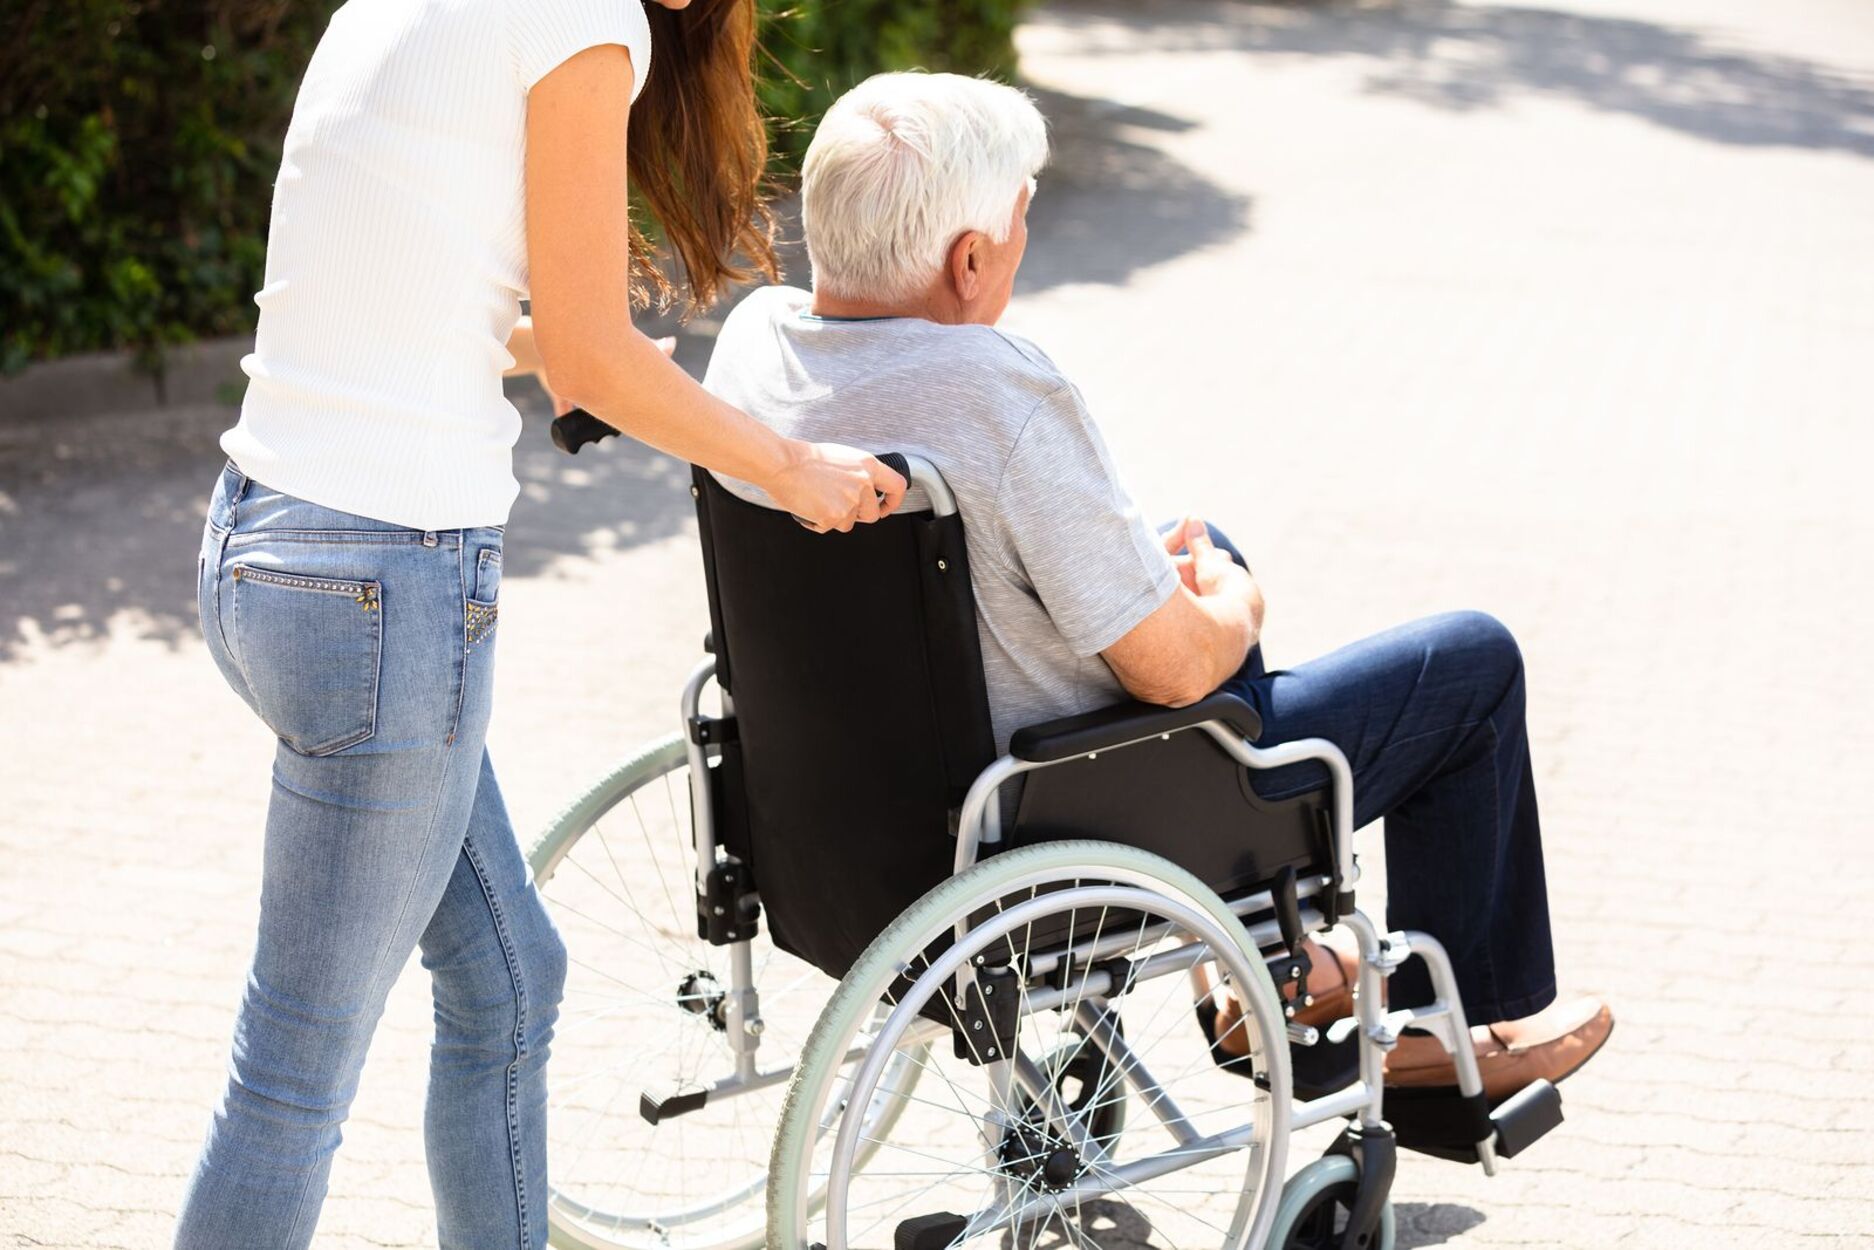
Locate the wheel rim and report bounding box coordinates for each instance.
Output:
[533,739,918,1250]
[775,845,1290,1250]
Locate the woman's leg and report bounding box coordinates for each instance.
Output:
[178,470,510,1247]
[419,753,567,1250]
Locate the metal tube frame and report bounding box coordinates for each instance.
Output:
[671,454,961,1098]
[675,670,1497,1162]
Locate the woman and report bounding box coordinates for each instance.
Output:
[177,0,901,1245]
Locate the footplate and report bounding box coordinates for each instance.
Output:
[640,1083,709,1125]
[1389,1079,1564,1164]
[1491,1078,1564,1158]
[895,1212,968,1250]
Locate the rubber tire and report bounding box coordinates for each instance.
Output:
[1266,1156,1396,1250]
[768,839,1292,1250]
[527,732,688,884]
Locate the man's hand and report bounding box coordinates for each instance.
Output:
[1102,517,1265,707]
[1165,517,1265,632]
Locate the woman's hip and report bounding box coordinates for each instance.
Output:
[198,462,506,760]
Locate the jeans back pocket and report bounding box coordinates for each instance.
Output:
[230,565,383,755]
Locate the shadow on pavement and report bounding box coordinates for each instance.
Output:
[0,391,695,663]
[1016,86,1255,291]
[1053,0,1874,157]
[682,83,1255,305]
[1395,1201,1487,1247]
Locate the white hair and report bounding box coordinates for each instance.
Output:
[802,72,1049,303]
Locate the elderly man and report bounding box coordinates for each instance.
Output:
[704,72,1610,1096]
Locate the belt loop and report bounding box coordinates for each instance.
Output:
[218,461,250,530]
[423,531,439,548]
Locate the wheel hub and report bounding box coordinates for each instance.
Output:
[997,1123,1086,1193]
[676,970,728,1031]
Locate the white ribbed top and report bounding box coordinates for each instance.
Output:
[222,0,653,530]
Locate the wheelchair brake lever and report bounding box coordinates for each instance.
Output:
[1270,866,1315,1020]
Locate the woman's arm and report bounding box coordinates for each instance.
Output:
[503,316,544,379]
[523,45,904,531]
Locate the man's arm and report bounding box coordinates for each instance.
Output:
[1102,519,1264,707]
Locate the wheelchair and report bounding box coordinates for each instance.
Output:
[527,455,1565,1250]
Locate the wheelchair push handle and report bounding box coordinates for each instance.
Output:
[551,407,618,456]
[551,411,907,490]
[786,451,911,530]
[552,411,917,525]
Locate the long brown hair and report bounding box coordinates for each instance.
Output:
[629,0,778,314]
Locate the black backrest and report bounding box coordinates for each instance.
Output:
[692,466,996,977]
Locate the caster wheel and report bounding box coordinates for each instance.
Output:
[1267,1155,1396,1250]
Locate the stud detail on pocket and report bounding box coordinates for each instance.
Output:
[466,600,498,645]
[233,565,379,609]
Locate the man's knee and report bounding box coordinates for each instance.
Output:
[1451,609,1519,659]
[1440,610,1524,701]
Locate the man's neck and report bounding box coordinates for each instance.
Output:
[810,288,958,324]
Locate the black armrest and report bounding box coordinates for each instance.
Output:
[1008,692,1263,764]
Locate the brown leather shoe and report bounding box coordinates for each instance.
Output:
[1385,994,1614,1099]
[1203,936,1365,1059]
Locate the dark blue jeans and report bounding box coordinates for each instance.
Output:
[1194,525,1557,1024]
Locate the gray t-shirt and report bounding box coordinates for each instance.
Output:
[703,286,1178,753]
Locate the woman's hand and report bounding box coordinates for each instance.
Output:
[527,48,903,534]
[767,442,908,533]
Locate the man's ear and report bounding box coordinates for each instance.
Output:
[947,230,985,304]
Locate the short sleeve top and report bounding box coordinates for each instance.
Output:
[222,0,653,530]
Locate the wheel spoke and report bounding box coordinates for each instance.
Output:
[786,855,1281,1250]
[533,748,858,1250]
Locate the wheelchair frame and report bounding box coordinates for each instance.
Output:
[644,457,1551,1250]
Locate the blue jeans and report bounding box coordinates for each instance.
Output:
[177,463,567,1249]
[1193,524,1556,1024]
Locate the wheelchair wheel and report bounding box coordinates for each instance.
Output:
[1266,1156,1395,1250]
[529,734,920,1250]
[770,840,1292,1250]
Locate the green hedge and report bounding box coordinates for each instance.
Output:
[0,0,1026,373]
[757,0,1024,167]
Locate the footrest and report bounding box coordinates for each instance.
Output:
[896,1212,968,1250]
[639,1084,709,1125]
[1388,1079,1564,1164]
[1288,1029,1359,1100]
[1491,1078,1564,1158]
[1388,1086,1494,1163]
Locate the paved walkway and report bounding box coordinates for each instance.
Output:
[4,0,1872,1245]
